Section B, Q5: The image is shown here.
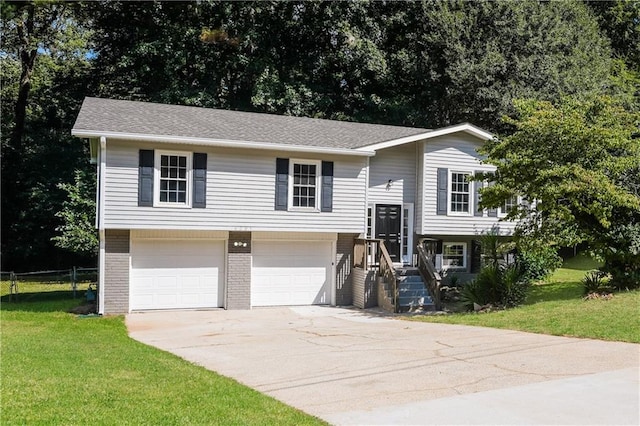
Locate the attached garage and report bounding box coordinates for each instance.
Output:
[130,233,226,310]
[251,236,334,307]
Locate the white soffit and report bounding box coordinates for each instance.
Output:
[356,123,494,152]
[71,129,376,157]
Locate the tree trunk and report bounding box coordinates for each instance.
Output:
[12,48,37,149]
[12,3,37,149]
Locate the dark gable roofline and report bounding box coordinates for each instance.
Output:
[71,97,493,155]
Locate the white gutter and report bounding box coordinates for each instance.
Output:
[97,136,106,315]
[71,129,376,157]
[356,123,494,152]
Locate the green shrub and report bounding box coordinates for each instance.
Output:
[460,263,531,310]
[460,280,487,309]
[582,270,607,294]
[602,255,640,291]
[517,246,562,282]
[501,263,530,307]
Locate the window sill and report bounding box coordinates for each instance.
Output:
[288,207,320,213]
[153,202,192,209]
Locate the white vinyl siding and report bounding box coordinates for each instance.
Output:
[103,141,366,232]
[420,134,517,236]
[368,144,417,206]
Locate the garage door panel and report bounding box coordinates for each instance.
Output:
[251,240,332,307]
[130,239,225,310]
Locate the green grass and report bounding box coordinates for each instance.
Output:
[0,283,324,425]
[410,254,640,343]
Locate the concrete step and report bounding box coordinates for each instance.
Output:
[397,275,424,283]
[395,267,420,276]
[397,280,426,289]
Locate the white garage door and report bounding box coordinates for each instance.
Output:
[130,239,225,310]
[251,240,333,307]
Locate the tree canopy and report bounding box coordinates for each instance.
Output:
[480,95,639,288]
[1,0,637,271]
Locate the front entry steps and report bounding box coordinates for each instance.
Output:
[396,267,435,312]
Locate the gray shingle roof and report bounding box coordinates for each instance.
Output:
[73,97,432,149]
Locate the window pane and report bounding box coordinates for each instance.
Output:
[179,156,186,167]
[161,156,168,166]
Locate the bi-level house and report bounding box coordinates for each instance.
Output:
[72,97,515,315]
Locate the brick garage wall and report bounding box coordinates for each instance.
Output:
[104,229,130,314]
[335,233,358,306]
[226,231,251,310]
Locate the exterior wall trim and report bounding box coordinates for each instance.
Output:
[72,129,375,157]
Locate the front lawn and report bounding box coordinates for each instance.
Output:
[410,255,640,343]
[0,283,324,425]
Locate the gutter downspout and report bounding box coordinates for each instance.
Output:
[98,136,106,315]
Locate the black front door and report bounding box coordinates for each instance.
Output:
[375,204,401,262]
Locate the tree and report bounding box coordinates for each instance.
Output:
[480,95,640,288]
[586,0,640,72]
[380,0,613,131]
[1,1,93,271]
[52,170,98,256]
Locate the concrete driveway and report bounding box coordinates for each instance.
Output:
[126,306,639,425]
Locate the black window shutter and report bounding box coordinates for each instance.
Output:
[474,170,484,217]
[192,153,207,208]
[138,149,154,206]
[436,168,448,215]
[436,239,443,254]
[470,240,482,273]
[275,158,289,211]
[321,161,333,212]
[487,181,498,217]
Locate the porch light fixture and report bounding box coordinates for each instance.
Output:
[233,241,247,247]
[386,179,393,191]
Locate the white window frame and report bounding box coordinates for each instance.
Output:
[154,150,192,208]
[499,195,520,217]
[448,170,472,216]
[288,159,321,211]
[442,242,467,270]
[402,203,414,265]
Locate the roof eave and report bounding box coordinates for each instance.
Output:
[71,129,376,157]
[355,123,494,151]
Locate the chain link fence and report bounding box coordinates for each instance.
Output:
[1,267,97,301]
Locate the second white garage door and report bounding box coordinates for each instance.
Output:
[130,239,225,310]
[251,240,333,306]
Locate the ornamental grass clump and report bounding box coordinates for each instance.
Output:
[460,262,531,310]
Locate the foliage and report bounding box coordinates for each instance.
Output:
[460,263,530,310]
[586,0,640,72]
[582,270,608,295]
[478,227,512,268]
[410,255,640,343]
[481,95,640,288]
[1,0,94,270]
[0,0,630,270]
[516,245,563,282]
[52,169,98,256]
